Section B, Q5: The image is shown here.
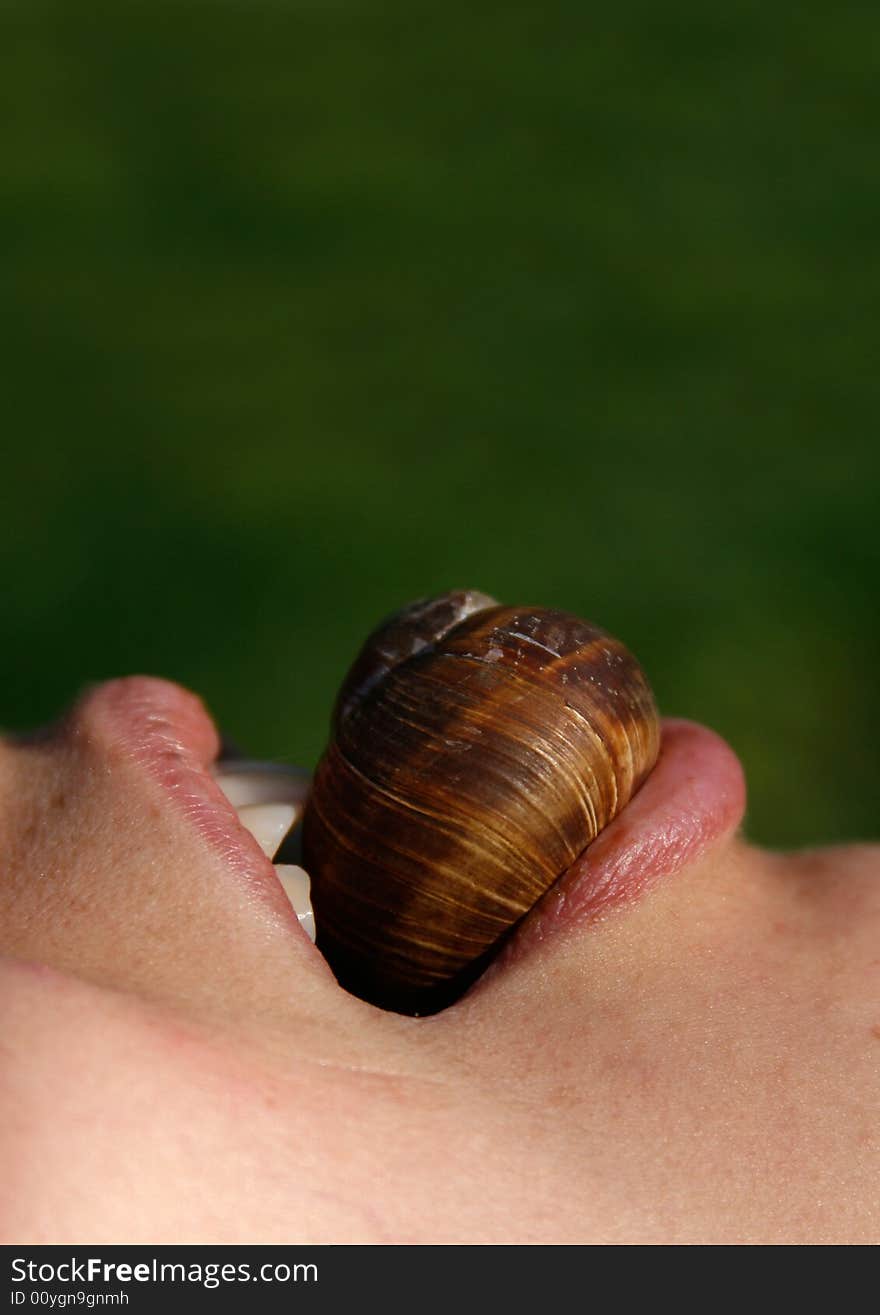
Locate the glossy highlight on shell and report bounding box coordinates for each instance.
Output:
[302,591,660,1014]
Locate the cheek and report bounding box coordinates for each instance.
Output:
[454,838,880,1105]
[760,843,880,1020]
[0,966,286,1240]
[0,962,463,1244]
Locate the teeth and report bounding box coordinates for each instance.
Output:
[274,864,316,942]
[213,760,316,941]
[212,761,311,810]
[236,802,300,858]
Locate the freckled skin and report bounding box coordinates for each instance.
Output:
[0,688,879,1243]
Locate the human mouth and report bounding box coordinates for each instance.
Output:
[210,759,315,942]
[238,717,742,1007]
[69,677,317,942]
[73,676,744,1012]
[494,715,746,968]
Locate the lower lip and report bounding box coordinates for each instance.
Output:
[495,716,746,962]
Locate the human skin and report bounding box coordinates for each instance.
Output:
[1,677,878,1244]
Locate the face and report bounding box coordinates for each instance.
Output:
[1,676,878,1243]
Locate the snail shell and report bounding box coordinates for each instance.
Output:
[302,591,660,1014]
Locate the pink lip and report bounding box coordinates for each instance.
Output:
[69,676,295,920]
[65,682,745,999]
[491,716,746,969]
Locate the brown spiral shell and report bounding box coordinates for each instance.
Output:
[302,591,660,1014]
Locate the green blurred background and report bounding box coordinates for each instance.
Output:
[2,1,877,847]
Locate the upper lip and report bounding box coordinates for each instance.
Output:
[69,675,303,921]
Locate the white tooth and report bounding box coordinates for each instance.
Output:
[213,762,310,809]
[274,864,316,942]
[237,802,299,858]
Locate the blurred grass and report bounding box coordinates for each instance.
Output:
[1,1,877,846]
